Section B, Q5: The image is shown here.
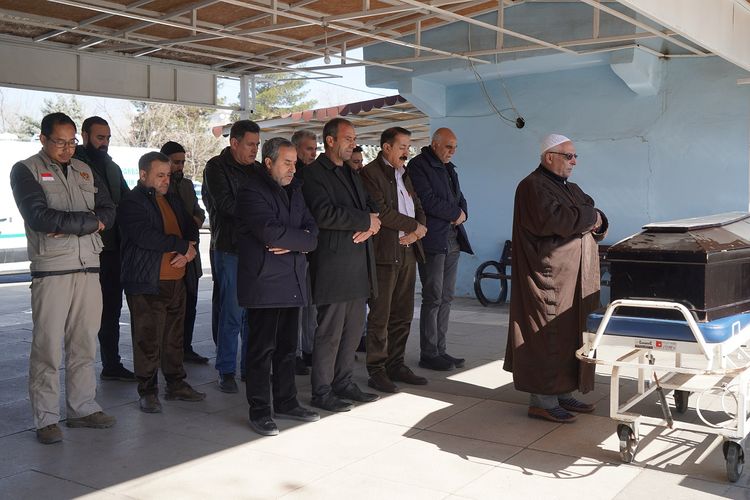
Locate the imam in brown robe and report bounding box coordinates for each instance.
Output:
[503,165,607,396]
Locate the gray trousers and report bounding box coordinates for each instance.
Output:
[418,234,461,359]
[29,273,103,429]
[311,298,366,398]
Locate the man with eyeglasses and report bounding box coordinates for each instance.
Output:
[503,133,608,424]
[11,112,118,444]
[73,116,136,383]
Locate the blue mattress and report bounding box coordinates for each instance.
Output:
[586,312,750,344]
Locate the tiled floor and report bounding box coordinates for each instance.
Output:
[0,275,749,499]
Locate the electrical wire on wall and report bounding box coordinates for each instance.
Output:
[467,25,525,129]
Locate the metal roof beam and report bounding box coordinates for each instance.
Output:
[579,0,707,55]
[223,0,490,64]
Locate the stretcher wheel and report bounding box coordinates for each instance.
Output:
[723,442,744,483]
[674,390,689,414]
[617,424,638,463]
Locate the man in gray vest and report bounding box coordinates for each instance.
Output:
[11,112,118,444]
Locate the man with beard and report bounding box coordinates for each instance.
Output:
[300,118,381,412]
[74,116,135,382]
[160,141,208,364]
[346,146,365,172]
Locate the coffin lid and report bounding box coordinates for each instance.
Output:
[609,212,750,260]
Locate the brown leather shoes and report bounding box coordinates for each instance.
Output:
[368,371,399,393]
[388,365,428,385]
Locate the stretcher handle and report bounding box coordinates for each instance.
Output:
[587,299,713,363]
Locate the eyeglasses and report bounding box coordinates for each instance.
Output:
[548,152,578,161]
[46,137,79,149]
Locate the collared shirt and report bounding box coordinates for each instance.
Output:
[384,157,416,237]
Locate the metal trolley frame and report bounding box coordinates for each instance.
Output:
[576,298,750,482]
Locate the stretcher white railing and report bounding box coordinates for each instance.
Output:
[576,298,750,482]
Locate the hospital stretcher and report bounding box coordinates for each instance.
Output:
[576,298,750,482]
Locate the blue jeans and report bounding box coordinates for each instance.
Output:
[213,250,248,376]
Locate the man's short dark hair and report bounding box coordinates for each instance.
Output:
[230,120,260,141]
[380,127,411,147]
[40,112,76,137]
[352,146,363,154]
[82,116,109,135]
[262,137,294,164]
[322,118,352,146]
[160,141,186,156]
[138,151,170,172]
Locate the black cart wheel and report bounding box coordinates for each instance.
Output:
[473,261,508,307]
[723,441,745,483]
[674,390,690,414]
[617,424,638,463]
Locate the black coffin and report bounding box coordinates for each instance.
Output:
[607,212,750,321]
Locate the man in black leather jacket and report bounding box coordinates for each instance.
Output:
[202,120,259,393]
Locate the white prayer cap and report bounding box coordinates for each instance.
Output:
[540,134,571,154]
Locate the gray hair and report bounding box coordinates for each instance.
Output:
[291,129,316,146]
[262,137,295,164]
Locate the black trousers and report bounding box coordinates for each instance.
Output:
[183,276,198,351]
[98,249,123,370]
[127,280,187,396]
[245,307,300,419]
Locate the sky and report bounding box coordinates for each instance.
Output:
[0,48,394,144]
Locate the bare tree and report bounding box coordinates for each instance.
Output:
[128,102,224,181]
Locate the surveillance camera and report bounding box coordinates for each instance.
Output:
[516,117,525,129]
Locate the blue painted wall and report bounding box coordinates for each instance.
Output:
[407,57,749,297]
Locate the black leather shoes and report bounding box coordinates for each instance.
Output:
[275,406,320,422]
[388,365,428,385]
[218,373,238,393]
[367,371,399,393]
[101,364,136,382]
[311,393,353,412]
[249,415,279,436]
[183,349,209,364]
[442,353,465,369]
[419,355,453,371]
[295,356,310,376]
[335,383,380,403]
[139,394,162,413]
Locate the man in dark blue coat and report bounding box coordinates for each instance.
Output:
[236,137,320,436]
[119,152,206,413]
[408,128,474,371]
